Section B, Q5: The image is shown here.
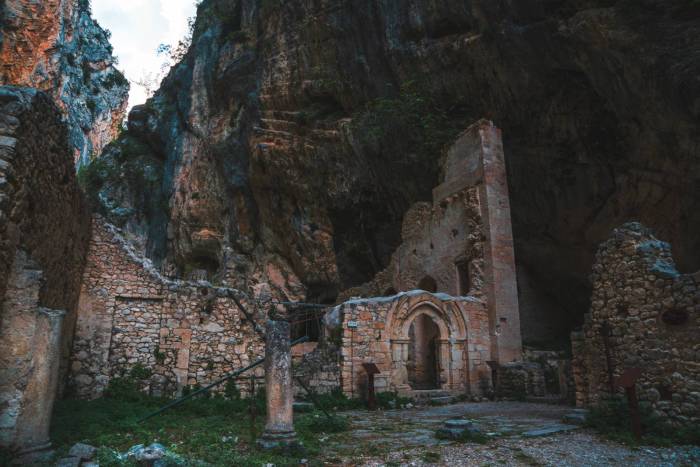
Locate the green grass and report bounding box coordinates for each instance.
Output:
[50,393,347,466]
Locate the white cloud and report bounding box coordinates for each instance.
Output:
[92,0,198,110]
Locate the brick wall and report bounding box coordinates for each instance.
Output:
[338,120,522,365]
[336,291,492,397]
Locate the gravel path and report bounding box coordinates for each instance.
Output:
[369,430,700,466]
[321,402,700,466]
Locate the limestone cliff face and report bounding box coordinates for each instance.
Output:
[87,0,700,346]
[0,0,129,165]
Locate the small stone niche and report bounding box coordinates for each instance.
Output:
[660,308,689,326]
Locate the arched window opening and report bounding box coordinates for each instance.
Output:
[418,276,437,293]
[455,260,470,295]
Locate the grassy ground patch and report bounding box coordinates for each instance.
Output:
[50,393,347,466]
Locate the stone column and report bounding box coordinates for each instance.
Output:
[13,308,65,461]
[438,339,451,389]
[258,319,298,449]
[390,339,411,393]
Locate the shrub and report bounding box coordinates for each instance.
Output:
[86,98,97,115]
[82,60,92,85]
[224,379,241,400]
[351,80,463,164]
[103,70,129,89]
[376,391,412,410]
[586,396,700,446]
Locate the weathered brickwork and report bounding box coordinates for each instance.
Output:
[68,121,525,402]
[340,120,522,365]
[336,292,492,397]
[69,218,266,399]
[572,223,700,425]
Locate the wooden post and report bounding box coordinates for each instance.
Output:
[615,368,643,442]
[249,374,256,443]
[362,363,380,411]
[625,385,642,441]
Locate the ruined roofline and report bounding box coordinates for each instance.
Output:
[99,216,486,312]
[595,221,700,282]
[96,216,247,298]
[337,289,483,308]
[96,216,331,310]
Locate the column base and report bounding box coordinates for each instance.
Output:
[13,441,54,465]
[257,429,301,451]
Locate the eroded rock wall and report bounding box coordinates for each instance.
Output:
[572,223,700,425]
[86,0,700,348]
[0,0,129,165]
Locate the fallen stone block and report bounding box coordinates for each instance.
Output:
[522,424,579,437]
[55,457,81,467]
[562,410,588,425]
[69,442,97,460]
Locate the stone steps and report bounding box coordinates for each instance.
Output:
[524,395,569,405]
[410,389,459,406]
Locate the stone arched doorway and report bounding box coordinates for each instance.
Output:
[407,313,440,389]
[386,295,469,394]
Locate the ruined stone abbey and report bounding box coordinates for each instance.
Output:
[0,0,699,462]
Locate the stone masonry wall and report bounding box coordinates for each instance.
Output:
[0,86,90,452]
[572,222,700,426]
[337,291,492,398]
[69,218,266,399]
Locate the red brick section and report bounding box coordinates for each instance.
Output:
[475,121,523,363]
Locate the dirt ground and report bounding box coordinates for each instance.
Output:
[320,401,700,466]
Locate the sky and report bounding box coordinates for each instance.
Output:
[92,0,198,110]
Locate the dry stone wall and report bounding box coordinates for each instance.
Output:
[0,86,90,454]
[572,222,700,426]
[69,218,267,399]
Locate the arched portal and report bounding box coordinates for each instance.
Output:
[385,295,470,394]
[407,313,440,389]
